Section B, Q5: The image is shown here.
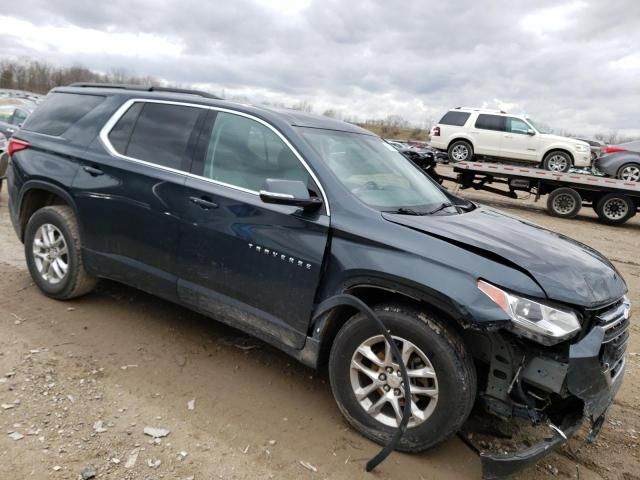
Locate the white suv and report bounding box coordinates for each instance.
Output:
[430,107,591,172]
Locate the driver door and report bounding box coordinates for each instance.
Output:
[176,110,329,349]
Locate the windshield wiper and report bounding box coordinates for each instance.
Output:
[426,202,455,215]
[381,207,428,216]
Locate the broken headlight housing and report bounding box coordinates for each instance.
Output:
[478,280,581,345]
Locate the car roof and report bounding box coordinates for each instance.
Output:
[52,85,373,136]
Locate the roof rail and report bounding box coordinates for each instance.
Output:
[68,83,222,100]
[454,106,507,114]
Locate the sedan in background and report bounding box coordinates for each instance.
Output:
[0,102,35,139]
[595,150,640,182]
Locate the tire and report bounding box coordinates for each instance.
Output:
[542,151,572,172]
[594,193,635,225]
[617,163,640,182]
[24,205,97,299]
[546,187,582,218]
[328,303,476,452]
[448,140,473,163]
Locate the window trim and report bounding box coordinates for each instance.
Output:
[99,98,330,216]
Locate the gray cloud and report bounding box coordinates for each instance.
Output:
[1,0,639,136]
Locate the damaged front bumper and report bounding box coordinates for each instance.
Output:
[474,298,629,479]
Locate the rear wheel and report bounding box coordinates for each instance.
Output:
[543,151,572,172]
[448,140,473,163]
[595,193,635,225]
[328,304,476,452]
[24,205,97,299]
[547,187,582,218]
[617,163,640,182]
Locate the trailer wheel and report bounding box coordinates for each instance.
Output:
[595,193,635,225]
[547,188,582,218]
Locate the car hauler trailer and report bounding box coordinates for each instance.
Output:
[447,161,640,225]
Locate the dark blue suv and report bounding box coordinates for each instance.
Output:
[6,84,631,476]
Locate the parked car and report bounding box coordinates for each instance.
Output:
[576,138,605,161]
[0,102,35,140]
[430,107,592,172]
[595,151,640,182]
[600,140,640,155]
[6,85,630,476]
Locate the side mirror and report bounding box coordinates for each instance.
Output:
[259,179,323,211]
[527,129,536,136]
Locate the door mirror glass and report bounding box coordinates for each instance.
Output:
[259,179,323,211]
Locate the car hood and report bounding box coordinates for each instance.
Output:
[539,133,587,146]
[382,207,627,308]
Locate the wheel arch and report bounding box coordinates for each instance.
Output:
[18,181,79,242]
[541,147,574,166]
[447,136,475,151]
[312,280,468,368]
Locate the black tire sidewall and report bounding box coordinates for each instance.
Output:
[617,163,640,182]
[328,305,475,451]
[24,208,79,297]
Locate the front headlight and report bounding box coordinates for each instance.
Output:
[574,144,588,152]
[478,280,581,345]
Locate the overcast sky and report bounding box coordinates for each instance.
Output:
[1,0,639,136]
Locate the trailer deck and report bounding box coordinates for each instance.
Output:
[446,161,640,225]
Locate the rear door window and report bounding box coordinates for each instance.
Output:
[108,102,205,171]
[475,114,506,132]
[22,92,105,136]
[439,111,471,126]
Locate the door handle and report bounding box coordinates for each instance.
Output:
[189,196,218,210]
[83,166,104,176]
[504,134,512,138]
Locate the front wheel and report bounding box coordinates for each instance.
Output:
[24,205,97,299]
[542,151,572,172]
[328,304,476,452]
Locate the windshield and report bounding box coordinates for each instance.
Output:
[299,128,450,211]
[526,117,552,134]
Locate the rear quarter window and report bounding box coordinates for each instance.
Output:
[439,111,471,126]
[22,92,105,136]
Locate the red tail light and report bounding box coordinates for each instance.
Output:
[601,145,625,154]
[433,126,441,136]
[7,138,29,157]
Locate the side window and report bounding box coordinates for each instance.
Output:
[11,108,28,126]
[22,93,105,136]
[108,102,203,170]
[439,111,471,126]
[0,105,14,123]
[202,112,309,192]
[474,114,506,132]
[507,117,531,135]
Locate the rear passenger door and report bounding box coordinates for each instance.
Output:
[471,114,506,156]
[176,110,329,349]
[72,100,206,299]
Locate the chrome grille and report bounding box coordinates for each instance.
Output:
[596,297,630,379]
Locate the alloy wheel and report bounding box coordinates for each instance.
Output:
[32,223,69,285]
[451,145,469,161]
[620,165,640,182]
[547,154,568,172]
[350,334,438,428]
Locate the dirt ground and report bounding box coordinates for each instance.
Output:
[0,169,638,480]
